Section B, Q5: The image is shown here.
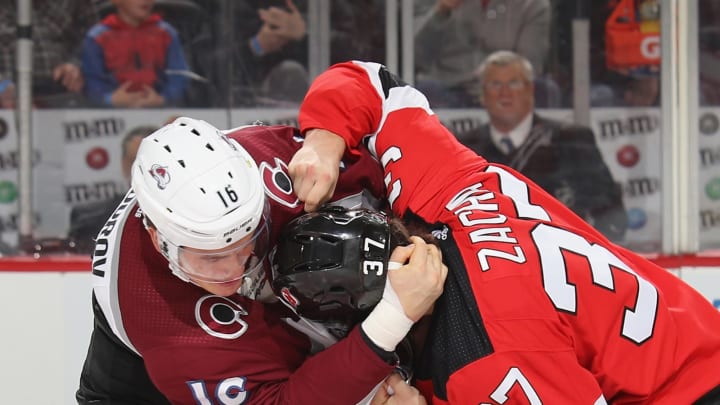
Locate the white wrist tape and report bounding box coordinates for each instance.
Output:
[387,261,403,271]
[361,262,413,351]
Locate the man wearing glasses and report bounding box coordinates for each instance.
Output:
[460,50,628,243]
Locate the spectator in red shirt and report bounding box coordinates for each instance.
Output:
[81,0,189,107]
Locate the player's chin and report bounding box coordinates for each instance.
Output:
[198,280,245,297]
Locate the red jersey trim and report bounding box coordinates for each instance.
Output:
[0,255,91,272]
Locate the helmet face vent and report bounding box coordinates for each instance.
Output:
[294,234,313,243]
[191,128,200,136]
[293,234,341,245]
[228,171,234,179]
[164,145,172,153]
[200,187,206,194]
[295,261,338,272]
[318,235,340,244]
[206,143,215,151]
[178,160,185,168]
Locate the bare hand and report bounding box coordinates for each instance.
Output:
[255,0,306,54]
[111,82,144,107]
[288,128,346,212]
[388,237,446,321]
[259,0,306,41]
[111,83,165,108]
[371,373,427,405]
[53,63,83,93]
[254,25,288,55]
[135,85,165,108]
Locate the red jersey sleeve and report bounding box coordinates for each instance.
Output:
[299,61,487,219]
[300,61,720,404]
[299,62,384,158]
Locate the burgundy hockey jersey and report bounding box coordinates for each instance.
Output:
[89,124,392,404]
[299,61,720,404]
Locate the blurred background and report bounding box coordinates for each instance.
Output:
[0,0,717,260]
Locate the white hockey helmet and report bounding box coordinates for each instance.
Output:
[131,117,270,297]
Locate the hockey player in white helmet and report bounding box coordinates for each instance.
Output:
[131,117,271,298]
[77,116,445,405]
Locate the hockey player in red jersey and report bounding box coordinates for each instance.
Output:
[289,61,720,404]
[76,117,446,404]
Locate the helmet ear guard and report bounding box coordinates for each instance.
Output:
[272,206,399,329]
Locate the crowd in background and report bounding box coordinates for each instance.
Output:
[1,0,718,253]
[1,0,718,110]
[0,0,388,109]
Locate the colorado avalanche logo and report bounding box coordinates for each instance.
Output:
[280,287,299,308]
[149,164,171,190]
[195,295,249,339]
[259,158,299,208]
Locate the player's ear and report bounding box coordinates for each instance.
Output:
[145,226,163,254]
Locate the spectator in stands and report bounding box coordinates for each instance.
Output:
[94,0,218,107]
[0,0,98,108]
[81,0,189,108]
[460,51,628,242]
[68,125,157,253]
[230,0,309,106]
[413,0,552,107]
[587,0,661,107]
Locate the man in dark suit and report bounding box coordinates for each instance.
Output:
[459,50,628,242]
[68,125,158,253]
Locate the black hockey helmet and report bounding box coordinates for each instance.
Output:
[272,205,399,324]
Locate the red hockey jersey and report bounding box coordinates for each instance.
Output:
[299,61,720,404]
[90,124,391,404]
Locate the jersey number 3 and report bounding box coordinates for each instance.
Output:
[490,165,659,344]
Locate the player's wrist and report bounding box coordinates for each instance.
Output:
[304,128,347,161]
[358,325,400,366]
[361,297,414,352]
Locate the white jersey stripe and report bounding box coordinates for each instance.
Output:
[92,189,141,355]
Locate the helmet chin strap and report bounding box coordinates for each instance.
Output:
[242,280,276,303]
[238,257,276,302]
